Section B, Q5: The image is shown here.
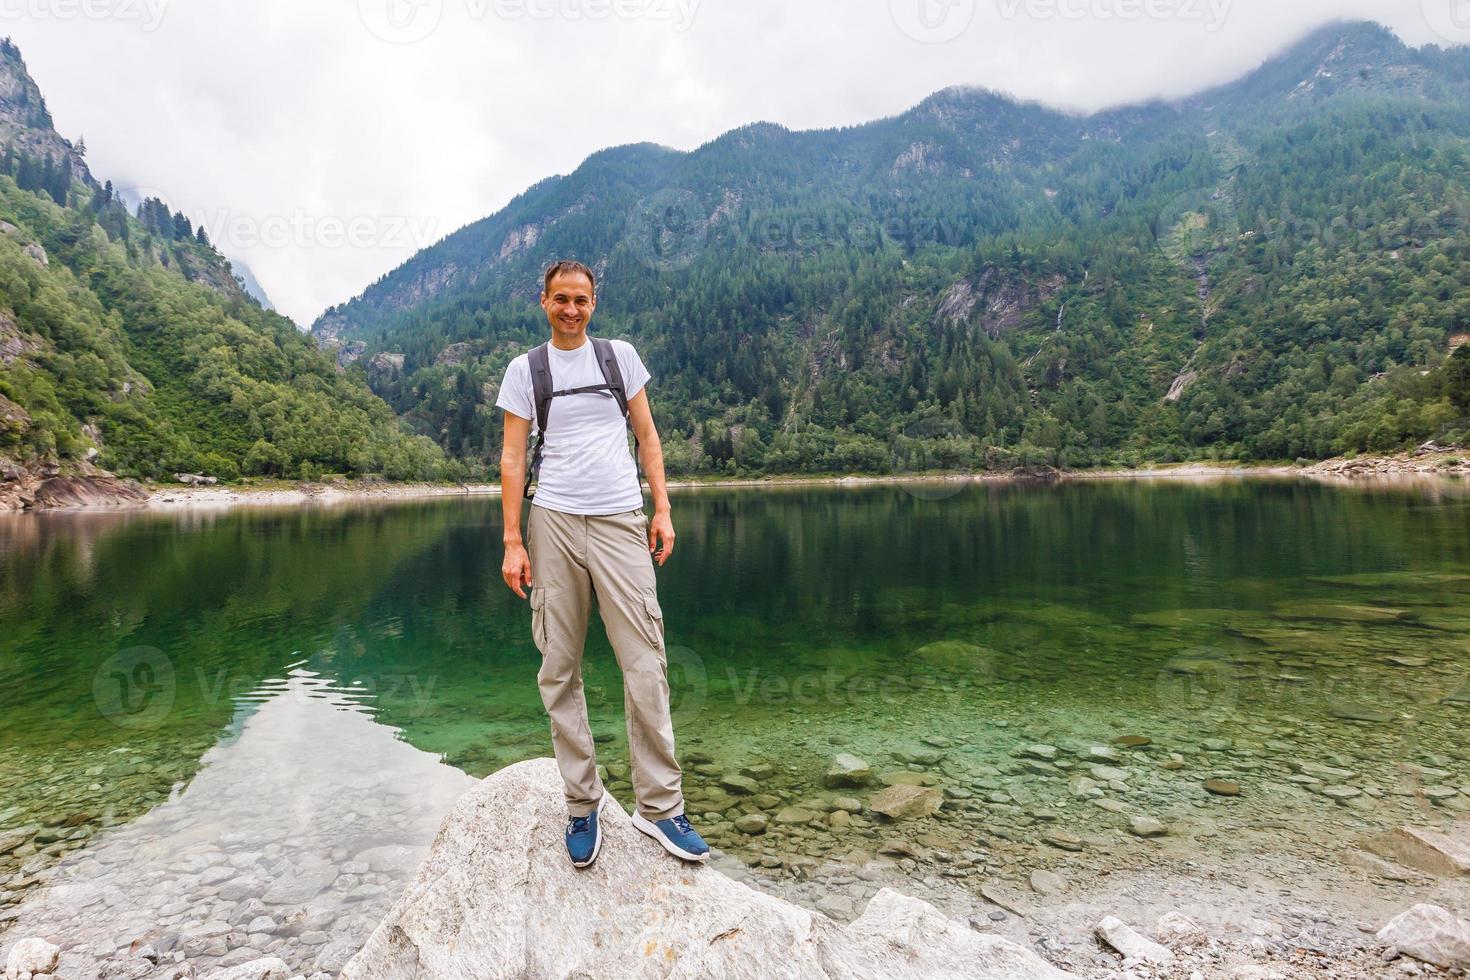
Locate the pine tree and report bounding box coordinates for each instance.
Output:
[45,154,68,205]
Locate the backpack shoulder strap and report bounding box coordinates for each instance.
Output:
[528,342,553,434]
[524,342,552,500]
[590,337,644,487]
[591,337,629,419]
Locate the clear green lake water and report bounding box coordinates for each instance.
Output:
[2,478,1469,969]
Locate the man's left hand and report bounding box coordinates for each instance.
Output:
[648,511,675,566]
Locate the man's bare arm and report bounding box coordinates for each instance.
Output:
[628,390,674,565]
[500,411,533,596]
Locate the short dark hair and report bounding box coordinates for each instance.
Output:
[542,260,596,297]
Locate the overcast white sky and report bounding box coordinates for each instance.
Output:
[4,0,1461,325]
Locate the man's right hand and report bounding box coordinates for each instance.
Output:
[502,543,534,599]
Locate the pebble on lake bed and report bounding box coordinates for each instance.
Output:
[734,813,769,835]
[868,784,943,821]
[823,754,872,789]
[1096,915,1175,965]
[1129,815,1168,837]
[1018,744,1059,761]
[1029,869,1066,895]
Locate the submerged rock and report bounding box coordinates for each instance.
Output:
[338,759,1074,979]
[1328,700,1394,723]
[733,813,768,835]
[1128,815,1168,838]
[720,773,759,795]
[1365,824,1470,875]
[824,754,872,788]
[1273,601,1415,623]
[1041,830,1084,852]
[0,827,35,856]
[869,784,944,821]
[904,746,945,766]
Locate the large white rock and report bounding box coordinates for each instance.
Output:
[4,937,58,979]
[340,758,1074,979]
[1377,903,1470,969]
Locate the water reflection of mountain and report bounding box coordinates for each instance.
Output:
[0,669,475,977]
[0,501,464,874]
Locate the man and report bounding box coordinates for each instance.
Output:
[497,259,708,868]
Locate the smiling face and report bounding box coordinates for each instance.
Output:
[540,270,597,349]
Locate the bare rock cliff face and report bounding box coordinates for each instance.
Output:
[0,44,92,187]
[0,455,149,512]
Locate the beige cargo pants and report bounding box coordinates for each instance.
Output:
[527,504,684,820]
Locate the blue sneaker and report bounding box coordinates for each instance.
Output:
[565,794,607,868]
[631,810,710,862]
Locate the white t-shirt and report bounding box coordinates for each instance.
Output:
[496,336,651,516]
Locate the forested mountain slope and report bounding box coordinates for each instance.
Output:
[315,22,1470,475]
[0,39,460,505]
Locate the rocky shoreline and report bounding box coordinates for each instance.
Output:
[6,730,1470,979]
[8,759,1467,979]
[1,449,1465,515]
[1301,447,1470,481]
[0,459,151,513]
